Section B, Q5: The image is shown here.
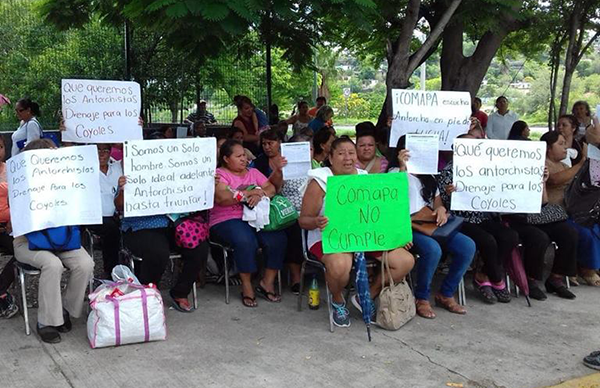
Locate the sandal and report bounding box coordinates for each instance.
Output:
[415,299,436,319]
[580,272,600,287]
[434,294,466,315]
[170,292,193,313]
[241,293,257,308]
[472,279,497,304]
[255,284,281,303]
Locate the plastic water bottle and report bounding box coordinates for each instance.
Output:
[308,276,320,310]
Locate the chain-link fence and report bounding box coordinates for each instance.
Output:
[0,0,266,131]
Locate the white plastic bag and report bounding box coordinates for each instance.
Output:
[87,281,166,348]
[111,264,141,284]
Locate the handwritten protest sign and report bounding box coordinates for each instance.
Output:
[61,79,142,143]
[451,139,546,213]
[323,174,412,254]
[390,89,471,150]
[123,138,216,217]
[7,146,102,237]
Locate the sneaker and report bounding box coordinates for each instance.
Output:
[330,302,351,328]
[290,283,300,295]
[350,294,377,322]
[0,293,18,319]
[583,351,600,370]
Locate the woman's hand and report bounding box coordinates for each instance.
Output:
[445,184,456,195]
[387,116,393,128]
[138,117,144,127]
[214,174,221,186]
[272,155,288,171]
[543,167,550,183]
[118,176,127,189]
[433,206,448,226]
[397,149,410,171]
[59,119,66,132]
[403,241,413,251]
[246,187,264,198]
[246,194,262,208]
[316,216,329,230]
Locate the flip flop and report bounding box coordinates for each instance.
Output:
[241,293,257,308]
[255,284,281,303]
[170,292,193,313]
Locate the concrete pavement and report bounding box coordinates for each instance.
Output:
[1,272,599,388]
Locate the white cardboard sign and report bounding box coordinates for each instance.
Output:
[451,139,546,213]
[61,79,142,143]
[7,145,102,237]
[281,142,311,180]
[123,138,216,217]
[390,89,471,150]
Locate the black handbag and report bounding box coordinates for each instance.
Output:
[526,203,568,225]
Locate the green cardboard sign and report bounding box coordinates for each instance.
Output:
[322,173,412,254]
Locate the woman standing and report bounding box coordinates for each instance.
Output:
[486,96,518,140]
[12,98,43,156]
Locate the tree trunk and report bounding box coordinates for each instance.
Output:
[441,28,512,96]
[548,42,562,130]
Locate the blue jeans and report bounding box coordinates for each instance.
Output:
[210,219,287,273]
[412,231,476,300]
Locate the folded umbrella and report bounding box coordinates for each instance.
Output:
[504,246,531,307]
[354,252,373,341]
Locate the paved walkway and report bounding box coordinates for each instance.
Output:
[1,274,599,388]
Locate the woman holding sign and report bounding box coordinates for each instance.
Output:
[13,139,95,343]
[211,140,286,307]
[437,134,518,304]
[388,137,476,319]
[299,137,414,328]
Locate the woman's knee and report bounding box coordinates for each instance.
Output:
[414,238,442,263]
[387,248,415,275]
[323,254,352,279]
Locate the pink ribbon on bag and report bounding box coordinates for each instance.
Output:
[105,284,151,345]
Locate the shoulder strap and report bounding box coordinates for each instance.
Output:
[380,252,395,290]
[365,158,377,172]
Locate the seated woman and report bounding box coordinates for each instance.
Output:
[543,131,599,287]
[0,135,18,318]
[312,128,335,168]
[505,132,579,299]
[285,101,312,136]
[13,139,94,343]
[307,106,334,134]
[437,134,517,304]
[210,140,286,307]
[86,143,122,278]
[557,114,584,167]
[507,120,530,141]
[115,182,206,313]
[388,137,476,319]
[299,137,414,327]
[355,130,388,173]
[228,127,256,162]
[251,129,304,292]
